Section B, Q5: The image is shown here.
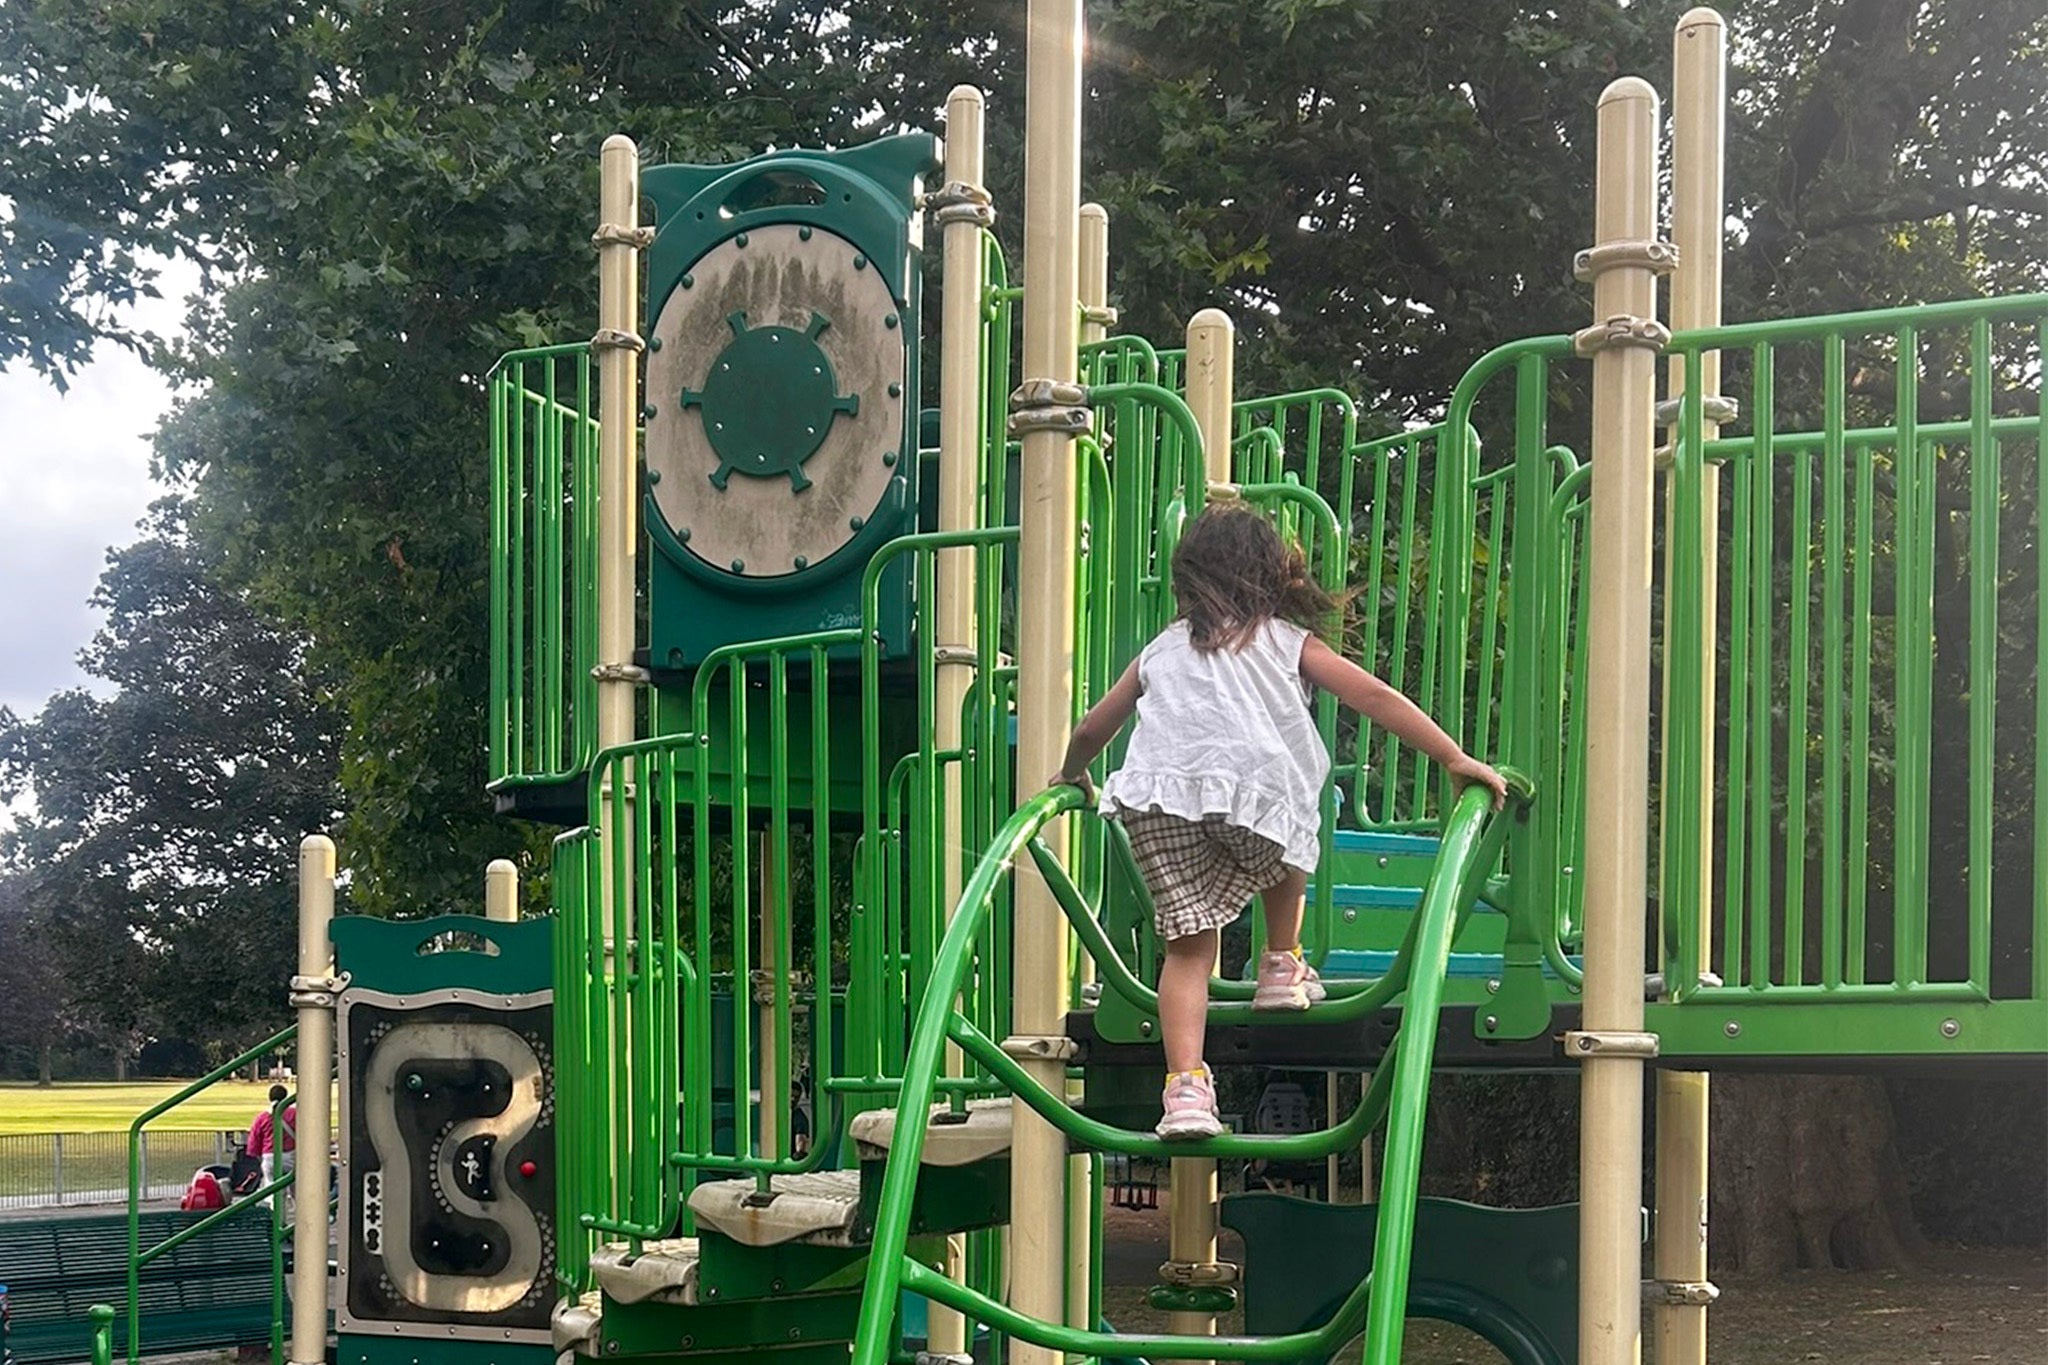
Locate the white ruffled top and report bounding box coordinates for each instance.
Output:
[1099,617,1330,872]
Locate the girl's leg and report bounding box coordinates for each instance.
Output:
[1254,867,1324,1011]
[1258,867,1309,954]
[1157,928,1220,1075]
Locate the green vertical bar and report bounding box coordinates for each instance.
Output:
[1820,334,1846,988]
[729,659,754,1160]
[605,752,630,1224]
[488,365,509,780]
[2034,317,2048,1003]
[1665,348,1705,995]
[1967,316,1996,992]
[635,746,659,1220]
[509,380,527,773]
[810,645,835,1138]
[1723,400,1753,986]
[769,651,793,1161]
[1383,438,1422,823]
[1357,440,1393,816]
[659,750,682,1196]
[1473,487,1504,759]
[540,360,562,773]
[1785,350,1815,988]
[1847,434,1875,985]
[575,352,598,766]
[1894,326,1929,986]
[1749,344,1776,988]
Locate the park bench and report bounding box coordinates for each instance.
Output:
[0,1206,279,1363]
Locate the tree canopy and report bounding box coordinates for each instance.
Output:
[0,0,2041,1083]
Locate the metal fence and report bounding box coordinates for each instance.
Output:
[0,1131,235,1211]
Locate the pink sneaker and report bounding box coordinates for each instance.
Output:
[1254,950,1325,1010]
[1156,1068,1222,1140]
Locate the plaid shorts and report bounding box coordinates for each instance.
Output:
[1115,807,1289,941]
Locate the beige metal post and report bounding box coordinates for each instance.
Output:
[1653,13,1727,1364]
[289,835,336,1365]
[1009,6,1084,1364]
[928,87,990,1359]
[596,135,641,757]
[1065,198,1113,1336]
[595,135,643,961]
[1164,307,1236,1362]
[1576,76,1662,1365]
[484,858,520,922]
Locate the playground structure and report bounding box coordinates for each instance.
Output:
[85,5,2048,1365]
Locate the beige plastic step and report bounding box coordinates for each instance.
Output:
[851,1097,1014,1167]
[589,1236,702,1305]
[687,1169,864,1248]
[552,1289,603,1354]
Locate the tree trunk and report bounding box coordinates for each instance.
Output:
[113,1046,130,1081]
[37,1039,54,1086]
[1708,1073,1926,1273]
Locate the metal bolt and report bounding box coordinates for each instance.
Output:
[883,452,897,467]
[1378,856,1390,868]
[850,515,865,531]
[678,527,691,542]
[888,382,903,398]
[735,232,749,247]
[1723,1020,1741,1038]
[1138,1020,1154,1036]
[1486,978,1500,994]
[681,274,694,289]
[793,556,808,570]
[1343,909,1357,923]
[1483,1015,1498,1032]
[731,559,745,572]
[642,403,657,419]
[853,254,867,270]
[1940,1017,1961,1038]
[884,314,899,329]
[646,469,661,484]
[647,336,662,352]
[789,1329,802,1341]
[798,226,813,241]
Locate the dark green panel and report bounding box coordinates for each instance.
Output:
[331,914,554,996]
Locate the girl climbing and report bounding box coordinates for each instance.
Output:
[1052,503,1507,1139]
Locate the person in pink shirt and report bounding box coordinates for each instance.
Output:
[247,1084,297,1203]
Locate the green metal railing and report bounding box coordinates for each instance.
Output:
[1661,293,2048,1005]
[488,343,599,789]
[123,1027,298,1365]
[850,779,1524,1365]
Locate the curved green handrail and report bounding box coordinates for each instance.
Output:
[849,778,1525,1365]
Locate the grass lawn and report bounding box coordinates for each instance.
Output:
[0,1080,291,1135]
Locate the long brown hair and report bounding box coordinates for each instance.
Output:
[1169,503,1343,650]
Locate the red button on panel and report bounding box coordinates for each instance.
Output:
[519,1160,539,1178]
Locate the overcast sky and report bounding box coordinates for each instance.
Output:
[0,258,198,719]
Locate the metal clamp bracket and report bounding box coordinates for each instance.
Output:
[1573,315,1672,357]
[924,180,997,229]
[933,644,980,667]
[592,222,656,250]
[289,972,351,1010]
[1642,1279,1719,1307]
[1158,1259,1241,1287]
[1573,239,1680,281]
[916,1354,975,1365]
[999,1034,1080,1062]
[590,328,647,353]
[591,662,653,683]
[1081,303,1121,330]
[1007,379,1094,437]
[1564,1029,1661,1059]
[1654,395,1742,427]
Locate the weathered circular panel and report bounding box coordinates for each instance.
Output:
[646,222,906,579]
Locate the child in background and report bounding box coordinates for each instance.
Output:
[1052,504,1506,1139]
